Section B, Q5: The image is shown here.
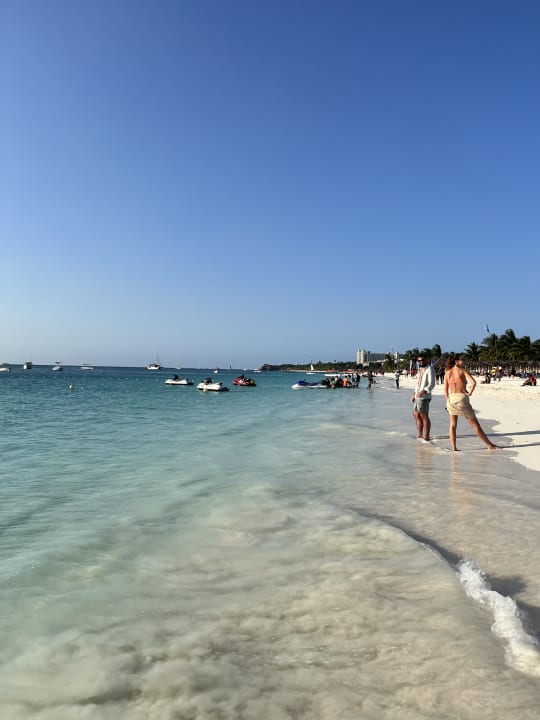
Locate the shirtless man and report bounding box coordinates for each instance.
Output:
[411,355,434,442]
[444,354,500,451]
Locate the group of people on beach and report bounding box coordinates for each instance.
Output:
[412,353,501,451]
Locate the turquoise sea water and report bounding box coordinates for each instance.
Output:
[2,367,540,719]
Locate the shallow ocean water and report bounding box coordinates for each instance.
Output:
[1,367,540,719]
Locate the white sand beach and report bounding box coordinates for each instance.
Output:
[401,374,540,472]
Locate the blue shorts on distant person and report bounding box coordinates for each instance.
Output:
[414,397,431,413]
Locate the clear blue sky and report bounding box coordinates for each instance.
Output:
[1,0,538,367]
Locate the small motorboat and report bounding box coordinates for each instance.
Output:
[52,362,63,371]
[197,378,229,392]
[0,365,11,373]
[233,375,256,386]
[165,375,193,386]
[23,361,33,370]
[80,364,95,370]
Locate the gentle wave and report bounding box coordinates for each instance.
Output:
[459,559,540,677]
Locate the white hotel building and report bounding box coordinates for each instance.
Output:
[356,348,400,367]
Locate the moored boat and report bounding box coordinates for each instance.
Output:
[165,375,193,386]
[197,378,229,392]
[146,354,162,370]
[52,362,63,371]
[291,379,329,389]
[23,361,33,370]
[233,375,256,386]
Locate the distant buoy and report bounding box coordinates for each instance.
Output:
[69,384,75,391]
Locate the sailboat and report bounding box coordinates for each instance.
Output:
[307,363,317,375]
[146,354,162,371]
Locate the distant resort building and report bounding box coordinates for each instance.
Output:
[356,348,399,367]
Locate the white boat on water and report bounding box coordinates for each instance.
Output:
[197,378,229,392]
[80,364,95,370]
[146,354,162,371]
[0,365,11,373]
[52,362,63,371]
[23,361,33,370]
[165,376,193,386]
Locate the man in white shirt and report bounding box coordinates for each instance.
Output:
[411,355,435,442]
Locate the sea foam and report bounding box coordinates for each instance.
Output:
[459,558,540,677]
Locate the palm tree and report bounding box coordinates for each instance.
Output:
[403,348,419,363]
[498,328,520,361]
[402,348,421,373]
[383,353,395,373]
[480,333,499,362]
[431,343,442,359]
[517,335,532,361]
[464,341,481,362]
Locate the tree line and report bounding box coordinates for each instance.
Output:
[400,328,540,368]
[261,329,540,373]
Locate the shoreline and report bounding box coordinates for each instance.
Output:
[399,375,540,473]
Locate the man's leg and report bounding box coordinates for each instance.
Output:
[413,410,423,439]
[420,411,431,441]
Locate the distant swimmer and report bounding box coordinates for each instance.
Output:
[444,354,501,451]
